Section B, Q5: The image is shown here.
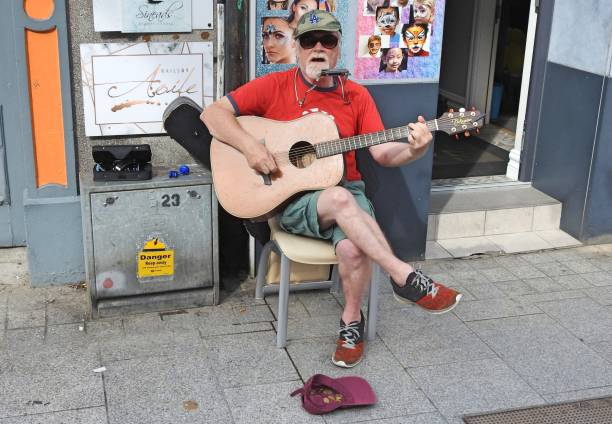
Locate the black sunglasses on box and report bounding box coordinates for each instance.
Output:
[298,33,339,49]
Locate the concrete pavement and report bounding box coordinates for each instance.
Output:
[1,244,612,423]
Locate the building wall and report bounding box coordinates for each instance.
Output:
[66,0,215,178]
[530,0,612,242]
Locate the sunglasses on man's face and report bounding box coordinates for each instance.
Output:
[298,33,339,49]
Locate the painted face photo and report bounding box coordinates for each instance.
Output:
[288,0,318,28]
[380,47,406,72]
[368,35,382,56]
[267,0,289,10]
[402,23,429,56]
[414,0,435,24]
[364,0,386,16]
[376,7,400,36]
[261,17,296,64]
[359,34,387,58]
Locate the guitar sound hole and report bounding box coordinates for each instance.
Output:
[289,141,317,169]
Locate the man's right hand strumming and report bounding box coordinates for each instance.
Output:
[244,141,278,175]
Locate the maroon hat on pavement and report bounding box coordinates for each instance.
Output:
[290,374,377,414]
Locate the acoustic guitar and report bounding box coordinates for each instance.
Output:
[211,109,485,220]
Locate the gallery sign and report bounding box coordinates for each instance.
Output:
[80,42,213,136]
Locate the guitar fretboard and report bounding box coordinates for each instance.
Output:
[315,120,438,158]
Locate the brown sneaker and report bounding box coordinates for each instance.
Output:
[331,311,365,368]
[391,269,462,314]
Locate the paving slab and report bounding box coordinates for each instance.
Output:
[468,315,612,394]
[105,355,233,424]
[463,283,506,300]
[518,251,558,265]
[0,333,104,418]
[510,290,587,305]
[275,315,340,342]
[585,286,612,306]
[564,259,603,273]
[0,263,28,285]
[377,308,495,368]
[407,358,544,420]
[587,257,612,271]
[356,413,448,424]
[581,271,612,287]
[0,407,107,424]
[6,287,46,329]
[267,293,310,319]
[450,270,490,286]
[522,276,564,293]
[45,286,88,325]
[553,274,594,290]
[589,341,612,362]
[204,330,299,389]
[452,298,542,322]
[224,381,324,424]
[493,280,537,297]
[508,264,546,280]
[100,313,206,362]
[535,297,612,343]
[297,291,343,317]
[171,304,273,338]
[541,386,612,403]
[533,261,576,278]
[478,267,518,283]
[493,255,530,268]
[286,338,436,423]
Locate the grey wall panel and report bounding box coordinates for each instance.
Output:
[358,84,439,261]
[24,197,84,286]
[532,62,603,238]
[584,77,612,242]
[548,0,612,77]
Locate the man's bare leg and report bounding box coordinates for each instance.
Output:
[317,186,413,286]
[335,239,372,324]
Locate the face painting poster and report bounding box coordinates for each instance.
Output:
[354,0,445,83]
[253,0,350,78]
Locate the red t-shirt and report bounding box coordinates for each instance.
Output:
[227,68,385,181]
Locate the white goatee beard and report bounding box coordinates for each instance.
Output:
[303,59,329,81]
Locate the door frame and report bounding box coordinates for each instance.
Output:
[506,0,539,179]
[465,0,500,124]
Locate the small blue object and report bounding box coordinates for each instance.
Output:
[168,170,179,178]
[179,165,190,175]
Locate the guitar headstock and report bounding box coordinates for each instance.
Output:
[436,107,486,137]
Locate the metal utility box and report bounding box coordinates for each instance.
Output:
[81,166,218,318]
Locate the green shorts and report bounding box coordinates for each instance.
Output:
[278,180,375,248]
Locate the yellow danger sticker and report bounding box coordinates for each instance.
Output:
[137,239,174,278]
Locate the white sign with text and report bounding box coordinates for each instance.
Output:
[80,42,213,136]
[92,0,214,32]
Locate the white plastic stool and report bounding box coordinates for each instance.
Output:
[255,218,379,348]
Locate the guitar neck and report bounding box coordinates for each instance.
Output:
[315,119,438,158]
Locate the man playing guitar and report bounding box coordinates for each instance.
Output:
[201,10,461,368]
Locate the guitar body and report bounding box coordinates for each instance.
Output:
[211,113,344,220]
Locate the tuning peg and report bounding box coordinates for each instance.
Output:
[464,130,471,138]
[448,108,455,113]
[454,134,460,140]
[459,107,466,113]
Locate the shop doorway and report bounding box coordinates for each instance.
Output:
[435,0,535,185]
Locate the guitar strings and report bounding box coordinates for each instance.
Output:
[266,115,480,165]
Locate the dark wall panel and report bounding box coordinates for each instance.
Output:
[359,83,439,261]
[584,77,612,243]
[532,62,603,238]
